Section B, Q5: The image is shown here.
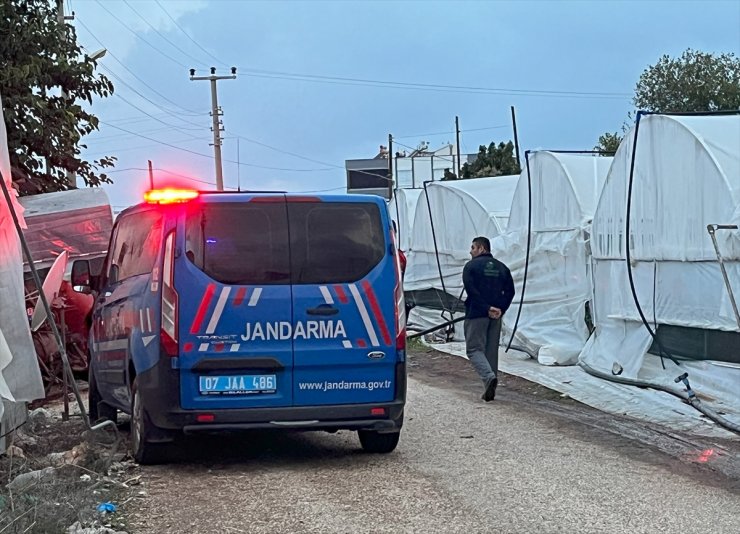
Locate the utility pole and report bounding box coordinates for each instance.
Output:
[388,134,394,200]
[511,106,521,170]
[147,160,155,189]
[236,137,241,191]
[455,116,462,177]
[57,0,76,188]
[190,67,236,191]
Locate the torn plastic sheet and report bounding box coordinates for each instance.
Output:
[427,339,738,440]
[19,188,113,270]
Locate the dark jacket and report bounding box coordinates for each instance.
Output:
[462,253,515,319]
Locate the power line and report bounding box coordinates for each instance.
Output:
[93,0,189,68]
[395,124,509,140]
[122,0,211,68]
[239,69,631,100]
[110,91,207,139]
[90,125,204,143]
[229,134,344,169]
[85,137,210,159]
[76,16,204,115]
[97,121,337,172]
[154,0,230,68]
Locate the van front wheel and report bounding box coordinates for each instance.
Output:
[358,430,400,453]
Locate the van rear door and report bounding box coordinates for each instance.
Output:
[177,196,294,409]
[289,197,398,406]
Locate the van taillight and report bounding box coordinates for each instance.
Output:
[161,231,179,357]
[391,227,406,350]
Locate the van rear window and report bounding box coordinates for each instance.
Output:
[288,202,384,284]
[185,203,290,285]
[185,201,384,285]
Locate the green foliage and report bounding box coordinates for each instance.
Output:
[634,49,740,113]
[0,0,115,194]
[460,141,521,179]
[595,48,740,153]
[593,131,622,155]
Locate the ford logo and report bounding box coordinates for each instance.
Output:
[367,351,385,360]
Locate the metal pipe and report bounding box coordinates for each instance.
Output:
[0,173,89,428]
[707,224,740,329]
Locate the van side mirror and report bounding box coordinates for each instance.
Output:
[71,260,92,294]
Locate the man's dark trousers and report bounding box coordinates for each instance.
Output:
[464,316,502,382]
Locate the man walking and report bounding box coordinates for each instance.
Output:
[462,236,515,401]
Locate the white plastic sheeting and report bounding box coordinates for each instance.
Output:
[0,93,45,417]
[493,153,612,365]
[404,175,518,296]
[388,188,422,252]
[428,340,737,439]
[580,113,740,430]
[19,188,113,270]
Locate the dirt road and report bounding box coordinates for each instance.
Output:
[124,348,740,533]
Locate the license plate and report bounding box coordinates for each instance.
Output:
[199,374,277,395]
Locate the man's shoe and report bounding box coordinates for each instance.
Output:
[482,377,497,402]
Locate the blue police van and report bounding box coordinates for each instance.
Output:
[72,189,406,463]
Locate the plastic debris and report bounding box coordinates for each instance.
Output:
[96,502,117,513]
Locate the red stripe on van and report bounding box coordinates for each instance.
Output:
[361,281,392,346]
[233,287,247,306]
[333,285,349,304]
[190,284,216,334]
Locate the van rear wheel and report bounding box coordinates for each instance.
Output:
[358,430,400,454]
[131,379,169,465]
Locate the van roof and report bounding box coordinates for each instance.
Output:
[117,191,386,219]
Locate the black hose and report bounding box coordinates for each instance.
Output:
[422,180,451,317]
[624,111,679,367]
[595,109,740,435]
[407,316,465,339]
[505,150,533,352]
[579,361,740,435]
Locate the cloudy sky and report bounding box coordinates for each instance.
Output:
[69,0,740,210]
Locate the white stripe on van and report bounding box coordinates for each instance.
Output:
[319,286,334,305]
[146,308,153,332]
[96,339,129,352]
[248,287,262,307]
[348,284,380,347]
[342,340,353,349]
[199,343,209,352]
[230,344,240,352]
[205,287,231,334]
[139,310,145,331]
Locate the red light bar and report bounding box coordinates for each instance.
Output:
[144,188,199,204]
[196,414,215,423]
[370,408,386,416]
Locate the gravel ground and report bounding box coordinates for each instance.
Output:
[125,349,739,533]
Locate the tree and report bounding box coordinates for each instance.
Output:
[460,141,521,179]
[594,48,740,152]
[634,49,740,113]
[593,131,622,155]
[0,0,115,195]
